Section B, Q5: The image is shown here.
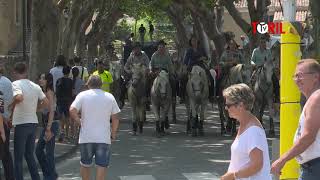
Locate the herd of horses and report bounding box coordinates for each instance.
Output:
[108,50,279,138]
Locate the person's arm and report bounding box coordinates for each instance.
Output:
[69,94,82,126]
[0,114,6,142]
[9,83,23,108]
[69,107,81,126]
[111,113,119,140]
[44,90,54,141]
[251,49,257,65]
[124,56,132,74]
[271,92,320,175]
[110,97,121,140]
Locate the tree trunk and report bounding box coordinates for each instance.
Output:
[29,0,59,80]
[166,2,189,61]
[310,0,320,59]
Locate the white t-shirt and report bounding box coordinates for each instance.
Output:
[0,75,13,119]
[70,89,120,144]
[72,66,89,81]
[228,126,272,180]
[50,66,64,92]
[12,79,46,126]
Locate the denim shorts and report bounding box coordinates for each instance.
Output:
[299,157,320,180]
[80,143,111,167]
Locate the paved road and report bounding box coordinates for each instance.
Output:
[24,102,279,180]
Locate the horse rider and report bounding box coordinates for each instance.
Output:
[181,35,215,103]
[251,37,280,102]
[149,40,176,102]
[124,42,151,108]
[217,39,244,94]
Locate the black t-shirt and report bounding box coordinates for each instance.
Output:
[149,24,154,33]
[139,26,146,34]
[56,77,73,105]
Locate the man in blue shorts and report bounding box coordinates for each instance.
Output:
[70,75,120,180]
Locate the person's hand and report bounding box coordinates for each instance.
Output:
[111,132,117,141]
[0,130,6,142]
[220,172,235,180]
[44,128,53,142]
[271,158,287,176]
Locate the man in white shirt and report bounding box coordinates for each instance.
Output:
[72,56,89,81]
[0,63,14,180]
[70,75,120,180]
[10,63,48,180]
[50,55,67,92]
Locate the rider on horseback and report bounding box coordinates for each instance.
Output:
[217,40,244,94]
[251,38,273,83]
[182,35,215,103]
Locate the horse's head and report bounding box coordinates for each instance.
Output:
[109,61,121,81]
[190,66,206,99]
[131,63,146,87]
[154,70,170,99]
[263,59,274,83]
[240,64,253,86]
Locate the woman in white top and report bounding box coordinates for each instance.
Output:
[221,83,272,180]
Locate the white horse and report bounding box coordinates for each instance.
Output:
[127,63,147,135]
[252,60,276,136]
[109,60,125,108]
[151,70,172,137]
[186,65,209,137]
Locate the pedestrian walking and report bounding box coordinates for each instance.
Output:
[36,73,59,180]
[72,56,89,81]
[50,55,67,92]
[0,63,14,180]
[69,75,120,180]
[10,62,48,180]
[93,60,113,93]
[221,83,272,180]
[271,59,320,179]
[56,66,73,142]
[149,21,154,42]
[139,24,146,45]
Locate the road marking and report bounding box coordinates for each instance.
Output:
[119,175,156,180]
[183,172,219,180]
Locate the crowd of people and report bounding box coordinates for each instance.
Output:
[0,32,319,180]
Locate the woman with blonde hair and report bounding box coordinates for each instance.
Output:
[221,83,271,180]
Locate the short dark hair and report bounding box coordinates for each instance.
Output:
[62,66,71,75]
[14,62,27,74]
[56,55,67,66]
[73,56,81,63]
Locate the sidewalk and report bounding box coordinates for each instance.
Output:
[7,127,79,172]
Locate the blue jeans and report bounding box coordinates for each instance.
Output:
[80,143,111,167]
[14,123,40,180]
[36,121,59,180]
[299,157,320,180]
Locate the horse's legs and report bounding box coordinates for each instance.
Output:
[268,100,275,136]
[217,96,226,135]
[138,105,145,134]
[153,104,161,137]
[259,101,266,128]
[191,103,198,137]
[186,101,192,134]
[198,104,205,136]
[132,106,138,135]
[171,97,177,123]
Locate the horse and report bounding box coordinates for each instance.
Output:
[109,60,125,109]
[252,60,276,136]
[127,63,147,135]
[217,63,253,135]
[151,70,172,137]
[185,65,209,137]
